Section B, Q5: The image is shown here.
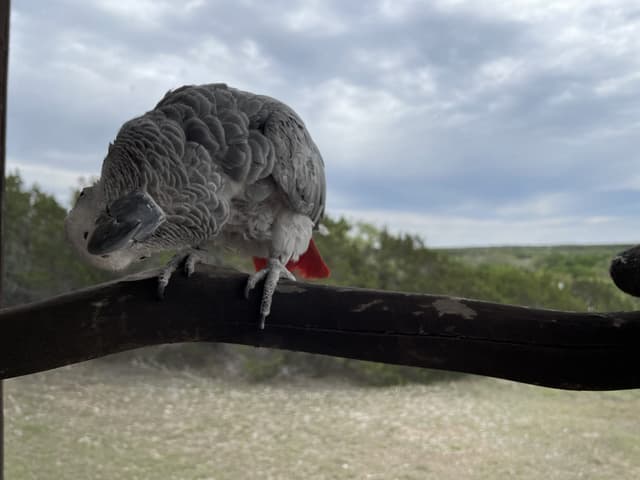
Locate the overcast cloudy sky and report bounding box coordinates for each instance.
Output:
[6,0,640,246]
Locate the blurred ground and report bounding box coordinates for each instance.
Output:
[5,360,639,480]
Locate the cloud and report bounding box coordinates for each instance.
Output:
[92,0,206,29]
[334,207,640,247]
[7,157,91,206]
[7,0,640,246]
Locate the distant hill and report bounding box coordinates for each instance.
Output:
[441,244,630,280]
[441,244,640,312]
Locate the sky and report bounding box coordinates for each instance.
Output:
[6,0,640,247]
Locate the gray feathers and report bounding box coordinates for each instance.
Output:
[92,83,326,255]
[154,84,280,186]
[263,108,326,225]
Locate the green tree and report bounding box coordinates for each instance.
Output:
[2,173,112,306]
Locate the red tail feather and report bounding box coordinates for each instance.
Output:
[252,238,330,279]
[252,257,268,272]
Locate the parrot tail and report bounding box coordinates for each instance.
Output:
[252,239,330,279]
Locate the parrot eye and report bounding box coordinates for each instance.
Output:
[139,256,148,260]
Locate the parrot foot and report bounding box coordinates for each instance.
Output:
[245,258,296,329]
[157,249,204,299]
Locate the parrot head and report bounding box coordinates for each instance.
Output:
[65,184,166,271]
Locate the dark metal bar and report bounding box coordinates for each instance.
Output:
[0,265,639,391]
[0,1,11,478]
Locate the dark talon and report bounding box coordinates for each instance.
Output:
[157,280,167,300]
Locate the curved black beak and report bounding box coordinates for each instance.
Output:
[87,190,165,255]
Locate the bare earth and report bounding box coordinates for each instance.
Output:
[4,361,640,479]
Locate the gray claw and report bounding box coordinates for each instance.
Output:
[157,275,169,299]
[245,258,296,328]
[157,249,202,299]
[184,254,199,277]
[245,268,268,299]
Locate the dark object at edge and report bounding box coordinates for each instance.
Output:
[0,2,12,478]
[610,244,640,297]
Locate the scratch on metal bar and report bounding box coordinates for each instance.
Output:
[432,298,477,320]
[352,299,384,313]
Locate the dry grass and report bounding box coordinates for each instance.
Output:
[4,361,640,479]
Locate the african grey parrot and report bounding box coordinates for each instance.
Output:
[65,83,330,328]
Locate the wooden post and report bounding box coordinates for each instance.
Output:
[0,2,11,479]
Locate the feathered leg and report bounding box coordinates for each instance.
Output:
[245,211,313,328]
